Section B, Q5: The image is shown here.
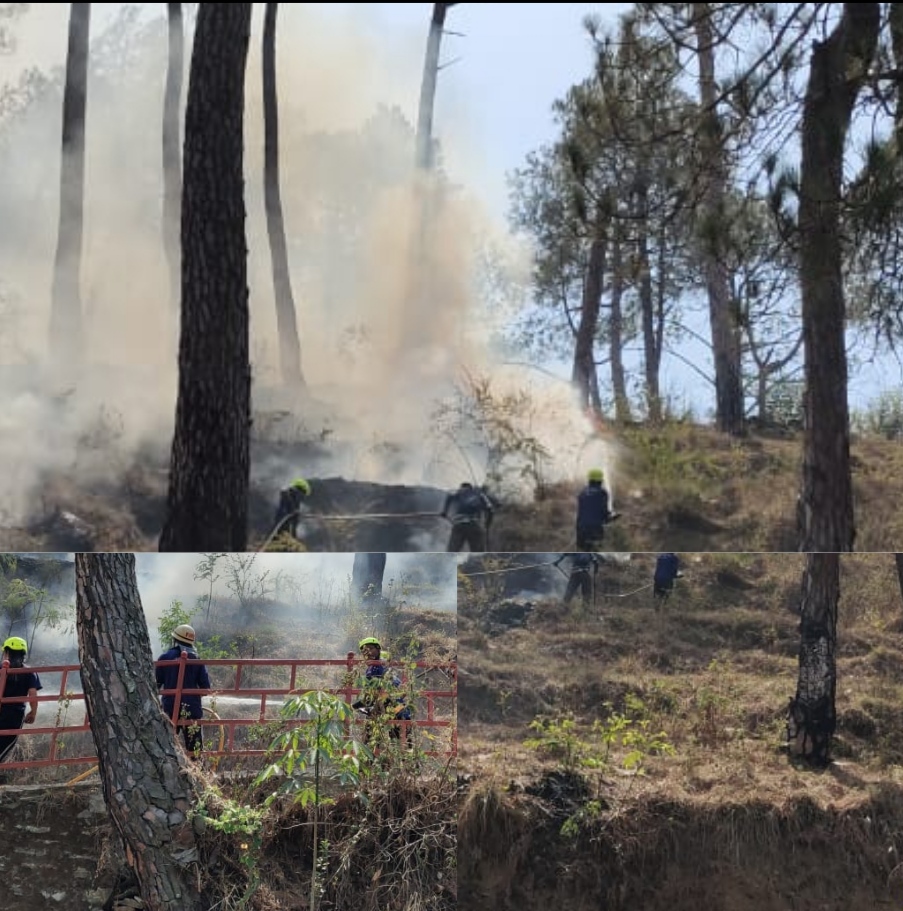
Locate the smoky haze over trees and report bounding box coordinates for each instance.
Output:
[0,3,619,547]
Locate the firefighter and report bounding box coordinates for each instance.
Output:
[351,637,412,746]
[273,478,312,540]
[0,637,40,766]
[440,482,495,552]
[575,468,617,550]
[155,624,211,759]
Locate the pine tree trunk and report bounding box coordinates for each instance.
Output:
[609,227,630,423]
[263,1,304,390]
[49,2,90,377]
[788,552,839,768]
[571,224,606,414]
[415,3,457,171]
[352,553,387,602]
[162,2,184,323]
[160,3,253,552]
[76,553,203,911]
[693,3,744,435]
[797,3,879,552]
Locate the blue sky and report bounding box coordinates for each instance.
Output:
[320,3,633,220]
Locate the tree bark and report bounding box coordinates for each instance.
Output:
[693,3,744,435]
[352,553,387,602]
[895,554,903,607]
[162,2,184,323]
[787,552,839,768]
[609,226,630,423]
[798,3,879,552]
[160,3,253,552]
[636,183,662,422]
[571,217,606,415]
[415,3,457,171]
[76,553,202,911]
[263,2,304,390]
[49,2,90,377]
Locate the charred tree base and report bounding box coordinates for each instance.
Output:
[787,694,835,768]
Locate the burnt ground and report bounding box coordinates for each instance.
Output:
[0,443,451,552]
[7,417,903,552]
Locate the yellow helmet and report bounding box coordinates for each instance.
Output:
[359,636,381,650]
[2,636,26,653]
[290,478,311,496]
[587,468,604,483]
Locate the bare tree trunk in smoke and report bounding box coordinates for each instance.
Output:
[415,3,457,172]
[49,2,90,379]
[75,552,203,910]
[159,3,252,552]
[352,552,387,602]
[263,2,304,391]
[405,3,458,366]
[571,207,606,417]
[163,3,184,326]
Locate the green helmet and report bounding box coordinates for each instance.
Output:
[290,478,311,496]
[3,636,27,653]
[359,636,381,650]
[587,468,605,483]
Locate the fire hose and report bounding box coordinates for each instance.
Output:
[64,708,226,786]
[258,510,445,552]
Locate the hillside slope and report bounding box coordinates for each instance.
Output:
[458,551,903,911]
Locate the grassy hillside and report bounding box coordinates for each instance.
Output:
[4,422,903,551]
[458,551,903,911]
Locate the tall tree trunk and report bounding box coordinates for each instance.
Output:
[609,227,630,423]
[415,2,457,171]
[352,553,387,603]
[636,184,661,422]
[787,552,839,768]
[263,2,304,390]
[405,3,457,360]
[895,554,903,607]
[75,553,202,911]
[159,3,253,552]
[571,219,606,415]
[798,3,879,552]
[162,2,183,323]
[49,2,90,378]
[693,3,744,436]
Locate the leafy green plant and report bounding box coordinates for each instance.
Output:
[430,369,553,497]
[157,599,198,650]
[255,691,373,911]
[526,696,676,837]
[192,793,267,904]
[524,714,585,774]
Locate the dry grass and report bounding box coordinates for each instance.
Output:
[189,770,457,911]
[459,551,903,910]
